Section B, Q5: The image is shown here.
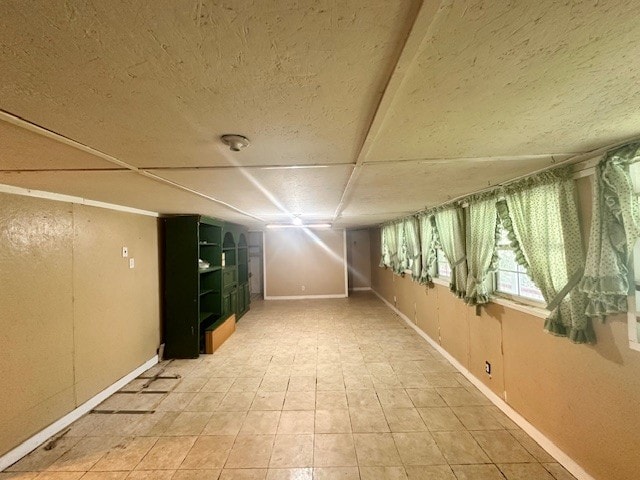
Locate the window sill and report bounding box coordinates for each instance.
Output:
[490,295,548,319]
[430,281,547,319]
[432,277,449,287]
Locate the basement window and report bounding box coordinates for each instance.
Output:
[436,248,451,279]
[494,224,545,305]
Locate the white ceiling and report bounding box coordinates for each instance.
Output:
[1,0,639,229]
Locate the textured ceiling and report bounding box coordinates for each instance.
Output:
[1,0,639,228]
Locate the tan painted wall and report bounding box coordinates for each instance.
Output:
[264,228,346,297]
[347,229,371,290]
[0,192,160,456]
[368,183,640,480]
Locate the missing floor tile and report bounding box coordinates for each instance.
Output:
[43,428,70,450]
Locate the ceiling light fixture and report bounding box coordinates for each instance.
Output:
[266,223,331,229]
[292,217,303,226]
[221,134,250,152]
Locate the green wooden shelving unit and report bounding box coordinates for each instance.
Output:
[161,215,251,358]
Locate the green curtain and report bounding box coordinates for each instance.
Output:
[419,214,436,284]
[387,223,398,270]
[434,207,468,298]
[379,226,388,268]
[580,143,640,318]
[404,217,421,280]
[498,172,593,343]
[380,223,396,268]
[395,221,406,274]
[465,198,498,305]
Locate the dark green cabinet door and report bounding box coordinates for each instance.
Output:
[223,292,231,317]
[238,289,245,316]
[163,216,200,358]
[230,289,238,317]
[244,284,250,310]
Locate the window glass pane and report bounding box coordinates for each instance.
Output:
[497,249,518,272]
[436,248,451,278]
[518,273,545,302]
[497,271,518,295]
[437,261,451,278]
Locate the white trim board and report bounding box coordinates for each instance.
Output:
[371,289,595,480]
[350,287,372,291]
[0,183,159,217]
[264,294,348,300]
[0,355,158,471]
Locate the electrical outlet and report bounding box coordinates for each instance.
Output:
[129,258,135,269]
[485,361,491,375]
[122,246,128,258]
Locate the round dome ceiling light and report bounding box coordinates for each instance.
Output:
[221,134,250,152]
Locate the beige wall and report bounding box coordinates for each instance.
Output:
[347,229,371,290]
[368,179,640,480]
[0,192,160,456]
[264,228,346,298]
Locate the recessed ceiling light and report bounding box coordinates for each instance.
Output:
[292,217,303,226]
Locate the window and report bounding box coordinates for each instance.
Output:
[495,225,545,303]
[436,247,451,279]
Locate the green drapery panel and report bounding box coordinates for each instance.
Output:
[404,217,421,280]
[379,225,388,267]
[434,207,468,298]
[394,220,406,274]
[379,223,395,268]
[419,214,436,284]
[465,198,498,305]
[580,142,640,318]
[498,175,593,343]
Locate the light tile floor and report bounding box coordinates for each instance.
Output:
[3,293,578,480]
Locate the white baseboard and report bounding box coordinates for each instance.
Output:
[371,289,595,480]
[349,287,372,291]
[264,294,347,300]
[0,355,158,471]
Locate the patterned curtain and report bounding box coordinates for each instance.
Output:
[395,221,406,274]
[379,226,388,267]
[418,214,437,284]
[499,171,593,343]
[465,198,499,305]
[404,217,421,280]
[434,207,468,298]
[380,223,398,269]
[580,143,640,318]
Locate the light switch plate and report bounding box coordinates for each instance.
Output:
[122,246,128,258]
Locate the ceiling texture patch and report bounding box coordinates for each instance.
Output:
[1,0,640,227]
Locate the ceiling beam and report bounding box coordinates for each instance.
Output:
[331,0,453,223]
[0,109,265,222]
